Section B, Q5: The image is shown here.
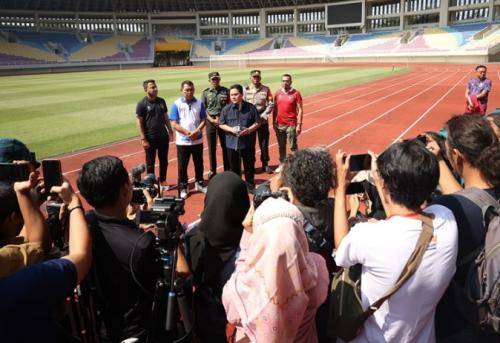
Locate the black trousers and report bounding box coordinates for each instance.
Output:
[227,148,255,186]
[144,137,169,182]
[177,144,204,190]
[255,124,270,165]
[206,119,229,173]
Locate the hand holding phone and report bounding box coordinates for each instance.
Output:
[347,154,372,172]
[42,159,63,194]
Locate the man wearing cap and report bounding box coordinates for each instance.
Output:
[244,70,274,174]
[201,72,230,179]
[0,138,48,277]
[0,138,39,172]
[136,79,174,190]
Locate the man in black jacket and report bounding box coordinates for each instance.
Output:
[78,156,161,342]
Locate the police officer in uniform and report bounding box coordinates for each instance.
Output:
[244,70,274,174]
[202,71,230,179]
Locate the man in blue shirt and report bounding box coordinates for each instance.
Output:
[169,80,207,199]
[219,84,260,193]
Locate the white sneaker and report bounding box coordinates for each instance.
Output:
[195,182,207,194]
[161,184,171,192]
[180,189,188,199]
[274,164,284,173]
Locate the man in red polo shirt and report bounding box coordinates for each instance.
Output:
[273,73,303,173]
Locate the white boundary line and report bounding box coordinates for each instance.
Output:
[325,70,461,148]
[392,72,470,143]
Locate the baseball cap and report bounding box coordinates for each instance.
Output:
[250,70,261,77]
[208,71,221,79]
[0,138,40,167]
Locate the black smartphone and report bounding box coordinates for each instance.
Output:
[347,154,372,171]
[42,159,63,193]
[0,163,30,183]
[346,182,365,195]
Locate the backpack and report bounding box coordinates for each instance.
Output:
[455,187,500,334]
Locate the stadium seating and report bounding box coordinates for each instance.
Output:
[0,31,153,65]
[69,34,145,62]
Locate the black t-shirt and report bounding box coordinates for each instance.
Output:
[86,211,161,342]
[432,187,500,339]
[136,96,169,139]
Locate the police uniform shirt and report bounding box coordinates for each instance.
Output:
[136,96,169,139]
[244,84,272,114]
[201,86,229,117]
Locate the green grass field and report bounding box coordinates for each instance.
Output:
[0,66,408,159]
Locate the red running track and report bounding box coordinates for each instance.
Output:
[53,64,499,223]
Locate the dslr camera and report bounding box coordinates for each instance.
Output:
[253,182,289,209]
[130,164,158,204]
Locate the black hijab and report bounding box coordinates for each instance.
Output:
[188,171,250,288]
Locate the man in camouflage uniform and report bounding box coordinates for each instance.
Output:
[201,71,230,179]
[244,70,274,174]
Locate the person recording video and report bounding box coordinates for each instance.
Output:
[77,155,162,342]
[0,138,49,277]
[0,180,91,342]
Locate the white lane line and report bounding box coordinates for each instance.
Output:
[392,72,470,143]
[325,70,461,148]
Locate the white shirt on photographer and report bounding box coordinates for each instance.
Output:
[334,204,458,343]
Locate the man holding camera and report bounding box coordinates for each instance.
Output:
[0,138,49,277]
[202,71,230,179]
[136,79,174,190]
[77,156,162,342]
[219,84,260,193]
[333,142,458,342]
[244,70,274,174]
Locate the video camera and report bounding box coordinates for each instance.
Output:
[135,196,192,340]
[130,164,158,205]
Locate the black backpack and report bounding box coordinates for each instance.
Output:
[454,188,500,334]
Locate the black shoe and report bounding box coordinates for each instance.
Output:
[208,171,216,180]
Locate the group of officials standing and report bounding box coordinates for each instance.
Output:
[136,71,303,198]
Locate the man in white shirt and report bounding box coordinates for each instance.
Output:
[169,80,207,199]
[333,140,458,343]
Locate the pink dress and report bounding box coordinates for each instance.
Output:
[222,198,329,343]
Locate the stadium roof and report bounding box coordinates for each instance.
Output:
[0,0,329,12]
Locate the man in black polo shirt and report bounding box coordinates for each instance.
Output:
[136,79,173,189]
[77,156,161,342]
[219,84,260,193]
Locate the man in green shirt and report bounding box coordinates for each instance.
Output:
[202,72,230,179]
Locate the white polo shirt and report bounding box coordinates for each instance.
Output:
[169,97,206,146]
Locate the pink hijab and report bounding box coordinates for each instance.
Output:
[222,198,329,343]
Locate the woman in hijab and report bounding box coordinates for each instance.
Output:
[222,195,329,343]
[185,171,250,342]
